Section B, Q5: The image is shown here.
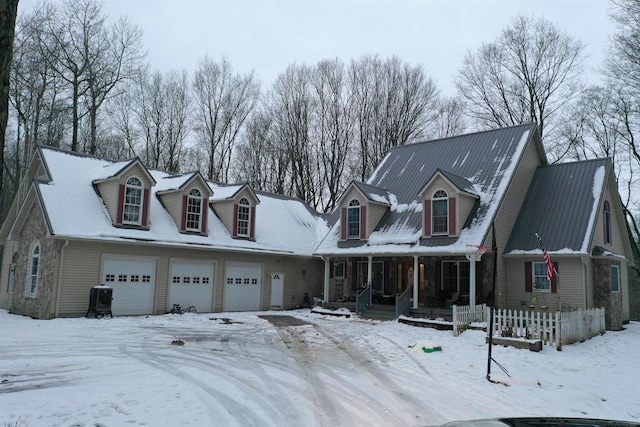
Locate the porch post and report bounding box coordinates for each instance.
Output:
[413,256,419,309]
[368,256,373,305]
[323,257,330,303]
[465,252,483,308]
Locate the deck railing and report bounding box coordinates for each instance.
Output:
[486,307,606,347]
[452,304,487,336]
[395,286,412,318]
[355,284,371,315]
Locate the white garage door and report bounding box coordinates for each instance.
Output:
[224,262,262,311]
[169,260,215,312]
[103,257,156,316]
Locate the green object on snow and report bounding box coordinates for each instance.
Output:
[422,346,442,353]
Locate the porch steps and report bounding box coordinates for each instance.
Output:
[358,304,397,321]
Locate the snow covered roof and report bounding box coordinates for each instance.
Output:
[315,123,541,256]
[351,181,395,206]
[505,158,611,255]
[34,147,327,256]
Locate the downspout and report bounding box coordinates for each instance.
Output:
[367,256,373,305]
[413,256,419,309]
[581,256,588,309]
[54,239,70,318]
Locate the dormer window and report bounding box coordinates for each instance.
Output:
[347,199,361,239]
[237,198,251,237]
[124,176,143,225]
[186,188,202,232]
[432,190,448,235]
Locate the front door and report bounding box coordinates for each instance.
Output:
[270,272,284,308]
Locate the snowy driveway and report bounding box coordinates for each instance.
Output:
[1,310,639,427]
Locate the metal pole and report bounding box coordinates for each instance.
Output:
[487,224,497,381]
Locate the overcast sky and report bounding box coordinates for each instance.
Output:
[18,0,616,96]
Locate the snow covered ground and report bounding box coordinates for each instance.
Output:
[1,309,638,427]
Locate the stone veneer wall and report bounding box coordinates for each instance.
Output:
[11,203,58,319]
[592,259,623,330]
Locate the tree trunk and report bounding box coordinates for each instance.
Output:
[0,0,19,209]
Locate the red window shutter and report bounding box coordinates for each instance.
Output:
[551,262,559,293]
[141,188,150,227]
[329,262,334,279]
[180,195,187,231]
[360,205,367,239]
[250,206,256,239]
[424,199,431,237]
[341,208,347,240]
[448,198,456,236]
[117,184,125,224]
[233,203,238,237]
[525,262,532,292]
[201,201,208,234]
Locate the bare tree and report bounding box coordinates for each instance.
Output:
[193,56,260,181]
[455,15,585,160]
[430,97,467,139]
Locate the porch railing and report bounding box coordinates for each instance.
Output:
[452,303,486,336]
[356,284,371,315]
[486,307,606,347]
[395,286,412,318]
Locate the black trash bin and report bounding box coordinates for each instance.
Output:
[85,286,113,318]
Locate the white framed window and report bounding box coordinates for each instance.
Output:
[237,198,251,237]
[347,199,360,239]
[604,201,611,245]
[432,190,448,235]
[611,265,620,292]
[334,262,345,279]
[532,262,551,293]
[26,243,40,297]
[441,260,470,294]
[357,261,384,293]
[124,176,143,225]
[186,188,202,232]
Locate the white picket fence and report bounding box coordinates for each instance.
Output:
[486,307,606,347]
[452,304,487,336]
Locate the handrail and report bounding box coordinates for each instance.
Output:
[395,285,412,318]
[356,284,371,315]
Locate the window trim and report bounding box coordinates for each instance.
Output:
[186,188,203,232]
[440,260,470,294]
[347,199,360,239]
[26,243,40,297]
[604,201,611,245]
[237,198,251,237]
[333,262,345,279]
[532,262,551,293]
[431,189,448,236]
[611,265,620,293]
[123,176,143,226]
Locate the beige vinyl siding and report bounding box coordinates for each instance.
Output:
[212,200,235,235]
[425,176,454,197]
[493,136,543,307]
[505,257,586,312]
[592,182,627,256]
[367,204,388,237]
[96,181,119,223]
[341,187,364,207]
[159,192,184,229]
[457,193,477,232]
[56,239,322,317]
[621,262,630,321]
[0,240,18,309]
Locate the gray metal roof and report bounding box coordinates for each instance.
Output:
[352,181,393,204]
[437,169,477,195]
[505,158,611,254]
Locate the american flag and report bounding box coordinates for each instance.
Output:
[535,232,556,280]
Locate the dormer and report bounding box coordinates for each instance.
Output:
[157,171,213,235]
[338,181,392,241]
[210,183,260,240]
[92,158,156,230]
[419,169,479,238]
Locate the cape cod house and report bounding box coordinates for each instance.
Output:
[315,123,632,330]
[0,147,328,319]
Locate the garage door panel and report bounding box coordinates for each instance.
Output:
[103,257,156,316]
[169,261,214,312]
[224,263,262,312]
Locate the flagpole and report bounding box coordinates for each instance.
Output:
[486,224,497,381]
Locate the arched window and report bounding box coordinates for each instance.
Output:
[432,190,448,235]
[186,188,202,231]
[604,201,611,245]
[347,199,360,239]
[27,243,40,297]
[123,176,143,225]
[237,198,251,237]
